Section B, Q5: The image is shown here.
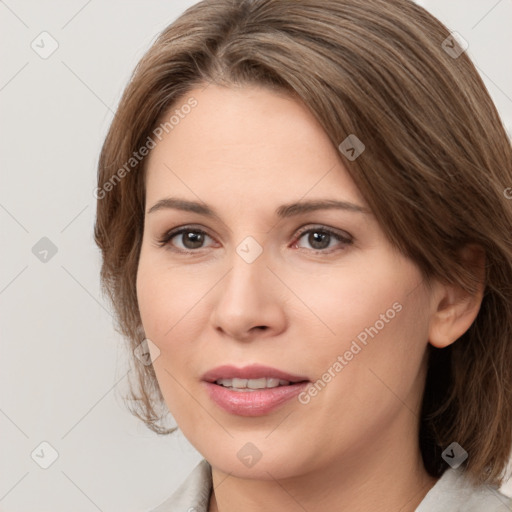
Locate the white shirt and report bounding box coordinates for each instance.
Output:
[149,459,512,511]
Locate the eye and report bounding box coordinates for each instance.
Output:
[156,224,353,254]
[156,226,215,253]
[292,225,353,253]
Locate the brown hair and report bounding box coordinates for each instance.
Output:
[94,0,512,487]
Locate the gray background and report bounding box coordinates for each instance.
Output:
[1,1,511,510]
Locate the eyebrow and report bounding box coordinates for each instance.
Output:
[147,197,372,218]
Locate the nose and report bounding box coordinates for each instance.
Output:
[210,246,287,341]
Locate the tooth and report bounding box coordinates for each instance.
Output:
[232,378,248,388]
[215,377,293,390]
[246,378,267,389]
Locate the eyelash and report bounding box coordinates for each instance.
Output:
[156,225,353,255]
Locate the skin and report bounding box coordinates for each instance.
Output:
[136,84,485,512]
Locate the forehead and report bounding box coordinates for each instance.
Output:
[144,84,366,209]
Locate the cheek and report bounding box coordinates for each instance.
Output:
[135,257,215,412]
[294,276,429,451]
[337,283,429,411]
[136,260,202,418]
[295,261,429,392]
[286,261,402,344]
[136,256,205,340]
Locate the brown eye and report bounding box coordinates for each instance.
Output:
[293,226,353,253]
[157,227,214,252]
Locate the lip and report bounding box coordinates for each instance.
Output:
[201,364,310,416]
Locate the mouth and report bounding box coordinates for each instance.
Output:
[213,377,303,391]
[201,364,310,416]
[202,363,309,386]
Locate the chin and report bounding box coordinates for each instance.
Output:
[194,436,314,480]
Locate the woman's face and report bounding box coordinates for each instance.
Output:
[136,84,436,479]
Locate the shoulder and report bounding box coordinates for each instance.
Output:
[416,467,512,511]
[148,459,213,512]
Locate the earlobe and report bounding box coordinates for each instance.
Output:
[428,244,486,349]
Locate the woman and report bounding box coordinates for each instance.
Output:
[94,0,512,510]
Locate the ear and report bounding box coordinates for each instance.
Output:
[428,244,486,349]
